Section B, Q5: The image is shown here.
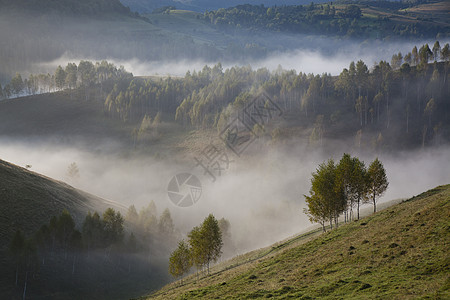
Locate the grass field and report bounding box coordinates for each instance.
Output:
[143,185,450,299]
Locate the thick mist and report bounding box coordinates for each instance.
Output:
[1,137,449,254]
[34,37,450,80]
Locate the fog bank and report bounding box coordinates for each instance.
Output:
[1,138,448,253]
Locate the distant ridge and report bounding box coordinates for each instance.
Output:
[120,0,318,13]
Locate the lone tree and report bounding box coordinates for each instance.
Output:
[67,162,80,181]
[168,240,192,283]
[367,158,389,213]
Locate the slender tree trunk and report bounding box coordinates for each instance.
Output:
[406,105,409,134]
[373,194,377,213]
[72,255,76,275]
[357,198,360,220]
[350,199,353,221]
[386,92,390,129]
[23,271,28,300]
[15,265,19,286]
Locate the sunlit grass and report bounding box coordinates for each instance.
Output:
[144,185,450,299]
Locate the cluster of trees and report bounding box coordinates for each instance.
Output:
[304,154,388,231]
[9,209,126,282]
[9,209,121,298]
[202,2,448,39]
[124,201,176,247]
[169,214,228,281]
[0,60,133,100]
[9,203,178,298]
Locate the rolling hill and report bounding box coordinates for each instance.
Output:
[0,90,130,144]
[143,185,450,299]
[0,158,130,298]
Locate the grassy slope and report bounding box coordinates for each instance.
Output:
[0,90,195,159]
[145,185,450,299]
[144,10,242,49]
[0,90,129,141]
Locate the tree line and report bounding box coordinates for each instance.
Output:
[8,203,178,298]
[0,60,133,100]
[2,42,449,150]
[169,214,229,282]
[304,154,388,232]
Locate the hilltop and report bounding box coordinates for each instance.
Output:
[144,185,450,299]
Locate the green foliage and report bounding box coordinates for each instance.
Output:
[10,72,24,95]
[367,158,389,213]
[187,214,223,275]
[55,65,67,90]
[305,158,345,230]
[3,43,449,151]
[65,63,78,89]
[82,211,104,249]
[154,185,450,300]
[102,208,124,245]
[306,154,387,228]
[56,209,76,247]
[158,208,174,235]
[169,240,192,279]
[202,3,447,39]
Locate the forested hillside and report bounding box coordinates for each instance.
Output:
[2,43,449,152]
[204,1,450,39]
[120,0,318,13]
